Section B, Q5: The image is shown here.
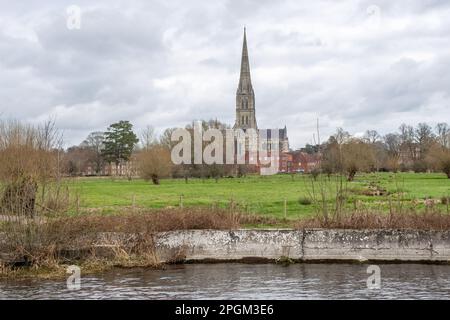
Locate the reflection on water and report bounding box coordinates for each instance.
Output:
[1,263,450,299]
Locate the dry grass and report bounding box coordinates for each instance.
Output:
[295,210,450,230]
[3,202,450,279]
[59,207,243,233]
[0,207,266,277]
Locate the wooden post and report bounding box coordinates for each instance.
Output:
[284,199,287,220]
[447,196,449,214]
[132,194,136,211]
[180,194,183,208]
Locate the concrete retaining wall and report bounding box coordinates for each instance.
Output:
[153,229,450,263]
[2,229,450,264]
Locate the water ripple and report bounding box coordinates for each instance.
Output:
[1,264,450,300]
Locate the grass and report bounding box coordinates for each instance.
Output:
[70,172,450,219]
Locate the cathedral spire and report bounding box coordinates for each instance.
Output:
[235,28,257,130]
[238,27,253,94]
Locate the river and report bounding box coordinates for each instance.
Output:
[1,263,449,299]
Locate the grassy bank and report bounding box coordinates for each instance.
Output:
[2,207,450,279]
[71,172,450,218]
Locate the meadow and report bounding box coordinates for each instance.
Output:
[71,172,450,219]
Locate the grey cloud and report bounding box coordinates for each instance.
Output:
[0,0,450,148]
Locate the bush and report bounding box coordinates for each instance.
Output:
[441,158,450,178]
[412,161,428,173]
[294,210,450,230]
[0,120,63,217]
[136,145,172,184]
[298,197,312,205]
[310,169,320,180]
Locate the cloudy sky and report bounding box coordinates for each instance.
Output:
[1,0,449,148]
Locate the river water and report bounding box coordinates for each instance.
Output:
[1,263,449,299]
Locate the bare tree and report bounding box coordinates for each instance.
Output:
[136,145,172,185]
[364,130,381,144]
[436,122,450,149]
[81,131,105,174]
[426,143,450,178]
[62,145,96,176]
[341,139,376,181]
[159,128,177,150]
[140,125,157,150]
[415,122,435,159]
[399,123,417,162]
[334,127,351,145]
[383,133,401,171]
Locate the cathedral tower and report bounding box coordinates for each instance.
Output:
[234,28,257,130]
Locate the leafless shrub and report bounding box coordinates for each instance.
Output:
[304,174,350,224]
[136,145,172,184]
[0,119,77,270]
[0,207,256,269]
[295,210,450,230]
[0,119,66,217]
[54,207,243,233]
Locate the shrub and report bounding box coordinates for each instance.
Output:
[136,145,172,184]
[298,197,312,205]
[0,119,64,217]
[0,208,254,271]
[310,169,320,180]
[441,158,450,179]
[412,160,428,173]
[294,210,450,230]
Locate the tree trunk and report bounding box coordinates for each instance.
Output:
[347,170,356,181]
[151,174,160,185]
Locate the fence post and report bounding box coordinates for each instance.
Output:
[180,194,183,208]
[284,198,287,220]
[447,196,449,214]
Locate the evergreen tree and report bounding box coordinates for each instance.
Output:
[102,121,139,175]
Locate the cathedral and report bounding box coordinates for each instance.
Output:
[233,28,289,153]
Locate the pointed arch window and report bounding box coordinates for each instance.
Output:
[242,116,245,125]
[245,116,249,125]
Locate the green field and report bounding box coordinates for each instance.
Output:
[71,172,450,219]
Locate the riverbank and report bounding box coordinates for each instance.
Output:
[3,229,450,269]
[98,229,450,264]
[2,209,450,279]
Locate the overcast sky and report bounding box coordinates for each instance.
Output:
[1,0,449,148]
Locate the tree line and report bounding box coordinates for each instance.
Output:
[63,120,450,184]
[320,123,450,180]
[63,119,243,184]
